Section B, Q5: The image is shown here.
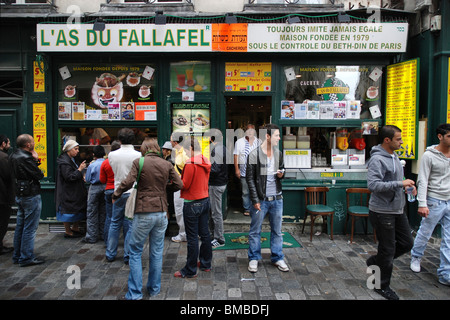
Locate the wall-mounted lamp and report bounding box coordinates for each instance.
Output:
[225,13,237,24]
[155,11,166,25]
[93,18,106,31]
[287,16,300,24]
[337,12,351,23]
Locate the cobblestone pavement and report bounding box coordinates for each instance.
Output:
[0,223,448,301]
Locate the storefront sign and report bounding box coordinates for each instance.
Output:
[32,103,48,177]
[37,23,408,53]
[386,59,419,160]
[33,61,45,92]
[225,62,271,91]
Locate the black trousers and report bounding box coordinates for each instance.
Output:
[368,210,414,289]
[0,204,12,248]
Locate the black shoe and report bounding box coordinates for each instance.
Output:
[64,232,82,238]
[0,246,13,255]
[374,287,399,300]
[19,258,45,267]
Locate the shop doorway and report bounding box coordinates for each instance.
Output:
[225,96,272,219]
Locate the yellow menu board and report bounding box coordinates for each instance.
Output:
[386,59,419,159]
[33,103,48,177]
[447,57,450,123]
[225,62,271,92]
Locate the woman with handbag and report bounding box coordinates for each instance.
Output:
[112,138,183,300]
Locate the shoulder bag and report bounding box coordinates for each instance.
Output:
[125,157,144,220]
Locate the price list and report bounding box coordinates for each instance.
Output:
[386,59,419,159]
[33,103,48,177]
[225,62,271,92]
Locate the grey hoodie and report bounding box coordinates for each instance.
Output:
[367,145,405,214]
[417,145,450,207]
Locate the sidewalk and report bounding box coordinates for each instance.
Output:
[0,220,448,301]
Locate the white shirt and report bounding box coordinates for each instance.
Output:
[108,144,141,192]
[233,137,261,177]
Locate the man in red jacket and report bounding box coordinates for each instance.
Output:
[174,137,211,278]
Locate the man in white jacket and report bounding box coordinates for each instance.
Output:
[410,123,450,286]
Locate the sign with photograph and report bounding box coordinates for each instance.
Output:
[170,61,211,93]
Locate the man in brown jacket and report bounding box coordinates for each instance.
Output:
[112,138,182,300]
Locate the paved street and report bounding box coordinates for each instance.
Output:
[0,221,448,301]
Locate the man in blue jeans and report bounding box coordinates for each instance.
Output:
[246,124,289,273]
[106,128,140,264]
[9,134,44,267]
[410,123,450,286]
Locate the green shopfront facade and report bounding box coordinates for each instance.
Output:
[3,10,439,235]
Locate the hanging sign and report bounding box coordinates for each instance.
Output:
[33,61,45,92]
[32,103,48,177]
[225,62,271,91]
[385,59,419,160]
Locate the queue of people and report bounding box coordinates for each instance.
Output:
[0,122,448,301]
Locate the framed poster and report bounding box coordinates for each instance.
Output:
[170,61,211,93]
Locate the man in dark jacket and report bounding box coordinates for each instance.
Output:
[246,124,289,273]
[9,134,45,267]
[208,129,228,247]
[0,134,14,255]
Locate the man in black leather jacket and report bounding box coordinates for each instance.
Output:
[245,124,289,273]
[0,135,14,255]
[9,134,45,267]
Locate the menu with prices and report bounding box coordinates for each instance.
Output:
[225,62,271,92]
[386,59,419,160]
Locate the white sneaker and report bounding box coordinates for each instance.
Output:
[410,256,421,273]
[248,260,258,273]
[171,234,186,243]
[273,259,290,272]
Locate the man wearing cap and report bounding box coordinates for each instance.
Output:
[9,134,45,267]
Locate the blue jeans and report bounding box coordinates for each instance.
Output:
[85,184,106,243]
[13,195,41,264]
[126,212,168,300]
[103,189,114,244]
[106,193,131,262]
[248,198,284,263]
[411,197,450,278]
[240,177,251,213]
[181,198,212,277]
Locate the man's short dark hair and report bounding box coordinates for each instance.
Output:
[93,145,106,158]
[117,128,135,145]
[0,134,9,145]
[379,125,401,143]
[261,123,280,140]
[436,123,450,137]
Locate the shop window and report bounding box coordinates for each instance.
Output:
[282,65,383,121]
[0,75,23,100]
[56,63,156,120]
[169,61,211,93]
[59,126,158,163]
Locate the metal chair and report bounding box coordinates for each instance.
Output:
[302,187,334,241]
[345,188,376,243]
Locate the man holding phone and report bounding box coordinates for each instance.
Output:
[245,124,289,273]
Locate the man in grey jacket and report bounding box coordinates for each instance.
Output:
[366,125,415,300]
[410,123,450,286]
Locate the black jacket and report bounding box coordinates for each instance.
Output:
[9,148,44,197]
[209,143,228,186]
[55,153,87,214]
[246,147,284,205]
[0,150,15,204]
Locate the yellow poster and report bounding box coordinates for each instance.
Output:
[386,59,418,159]
[225,62,271,91]
[32,103,48,177]
[33,61,45,92]
[447,57,450,123]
